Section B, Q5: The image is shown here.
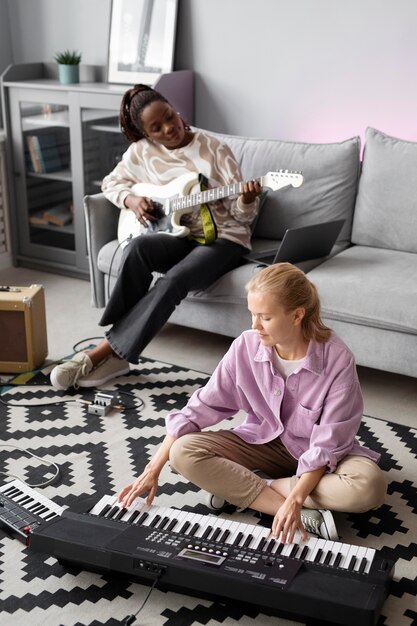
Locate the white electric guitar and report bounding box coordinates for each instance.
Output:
[117,169,304,246]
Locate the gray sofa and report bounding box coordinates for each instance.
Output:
[84,126,417,379]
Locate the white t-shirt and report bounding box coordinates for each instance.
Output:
[272,347,305,379]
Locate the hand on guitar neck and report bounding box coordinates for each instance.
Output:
[240,179,262,205]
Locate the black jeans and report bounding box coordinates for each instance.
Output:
[99,234,246,363]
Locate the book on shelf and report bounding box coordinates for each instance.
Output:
[29,204,73,227]
[26,133,62,174]
[29,211,49,226]
[43,203,73,226]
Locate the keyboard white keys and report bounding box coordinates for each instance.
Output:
[361,547,376,574]
[308,537,327,563]
[224,521,248,547]
[336,542,353,569]
[89,494,116,516]
[344,544,361,570]
[0,479,64,520]
[325,541,344,567]
[191,514,214,538]
[166,509,189,533]
[247,525,270,550]
[86,494,377,574]
[319,541,335,565]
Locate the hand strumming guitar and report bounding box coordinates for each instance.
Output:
[124,193,159,228]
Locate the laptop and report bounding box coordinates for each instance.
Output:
[246,219,345,265]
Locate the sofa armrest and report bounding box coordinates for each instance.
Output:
[83,193,119,308]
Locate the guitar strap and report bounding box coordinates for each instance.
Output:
[190,174,217,245]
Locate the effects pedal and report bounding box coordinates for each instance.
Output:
[87,391,121,416]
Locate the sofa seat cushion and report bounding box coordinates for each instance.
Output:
[308,245,417,335]
[186,263,262,304]
[97,239,264,305]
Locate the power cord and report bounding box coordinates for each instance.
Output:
[122,568,164,625]
[0,444,60,487]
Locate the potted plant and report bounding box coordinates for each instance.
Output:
[54,50,82,84]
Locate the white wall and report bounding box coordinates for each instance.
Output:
[175,0,417,144]
[6,0,111,66]
[4,0,417,145]
[0,1,12,68]
[0,0,13,125]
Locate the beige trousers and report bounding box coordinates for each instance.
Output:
[169,430,387,512]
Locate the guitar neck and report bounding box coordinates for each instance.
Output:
[170,179,254,213]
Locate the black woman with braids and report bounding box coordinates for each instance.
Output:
[50,84,261,390]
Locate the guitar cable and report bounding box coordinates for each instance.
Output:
[0,381,143,413]
[0,338,144,412]
[107,235,132,301]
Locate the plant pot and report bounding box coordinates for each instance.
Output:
[58,64,80,85]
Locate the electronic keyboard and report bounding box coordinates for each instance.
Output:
[0,481,394,625]
[0,479,64,544]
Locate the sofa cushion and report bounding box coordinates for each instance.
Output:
[98,239,123,277]
[186,263,262,304]
[352,127,417,253]
[201,128,360,244]
[308,245,417,334]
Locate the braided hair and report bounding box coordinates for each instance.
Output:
[120,84,190,143]
[120,84,168,142]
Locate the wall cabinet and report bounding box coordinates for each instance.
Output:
[1,63,193,278]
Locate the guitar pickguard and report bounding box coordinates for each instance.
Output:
[145,213,182,235]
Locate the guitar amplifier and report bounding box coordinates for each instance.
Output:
[0,284,48,373]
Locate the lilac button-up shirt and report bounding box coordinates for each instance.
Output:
[166,330,380,476]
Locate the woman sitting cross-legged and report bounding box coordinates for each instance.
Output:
[118,263,387,543]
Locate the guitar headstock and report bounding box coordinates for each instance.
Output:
[260,170,304,191]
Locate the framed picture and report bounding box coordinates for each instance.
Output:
[107,0,178,85]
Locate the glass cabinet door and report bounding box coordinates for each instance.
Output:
[20,101,74,251]
[3,66,192,278]
[81,108,128,196]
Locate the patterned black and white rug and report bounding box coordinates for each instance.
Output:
[0,358,416,626]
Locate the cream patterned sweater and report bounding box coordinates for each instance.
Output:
[101,130,259,249]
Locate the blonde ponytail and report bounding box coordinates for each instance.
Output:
[246,263,331,343]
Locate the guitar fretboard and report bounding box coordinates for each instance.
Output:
[170,181,248,212]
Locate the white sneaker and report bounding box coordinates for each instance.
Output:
[253,469,274,486]
[77,355,130,388]
[50,352,93,390]
[205,470,272,512]
[205,493,229,511]
[300,508,338,541]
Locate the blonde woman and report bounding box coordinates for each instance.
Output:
[119,263,387,543]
